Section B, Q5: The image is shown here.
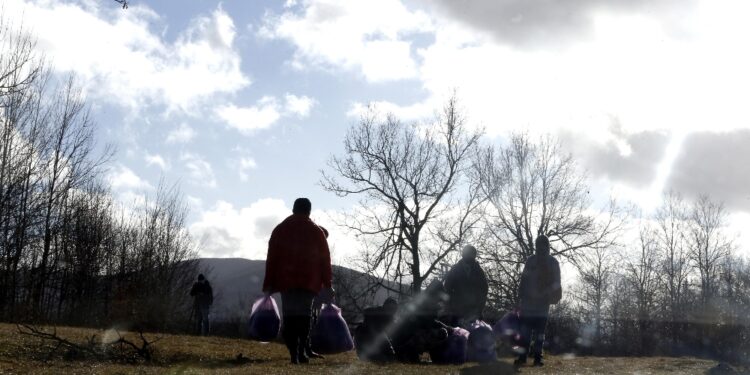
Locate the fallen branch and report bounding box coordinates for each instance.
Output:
[17,324,161,363]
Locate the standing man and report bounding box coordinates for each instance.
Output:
[515,234,562,367]
[190,274,213,336]
[263,198,333,364]
[444,244,489,326]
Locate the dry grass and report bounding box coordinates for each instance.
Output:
[0,323,732,374]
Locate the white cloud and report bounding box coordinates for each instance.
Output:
[238,157,257,182]
[259,0,432,82]
[144,153,168,170]
[166,123,197,144]
[191,199,290,259]
[284,93,315,117]
[107,165,153,191]
[181,153,217,188]
[215,96,281,134]
[356,2,750,140]
[4,1,250,113]
[190,198,361,262]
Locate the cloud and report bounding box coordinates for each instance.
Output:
[166,123,197,144]
[666,130,750,212]
[190,199,290,259]
[144,153,168,170]
[181,153,217,188]
[215,96,281,134]
[4,1,250,113]
[216,93,315,134]
[426,0,694,48]
[107,165,153,191]
[560,122,670,188]
[190,198,361,262]
[353,0,750,143]
[259,0,432,82]
[284,94,315,117]
[238,157,257,182]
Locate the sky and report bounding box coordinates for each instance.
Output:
[4,0,750,265]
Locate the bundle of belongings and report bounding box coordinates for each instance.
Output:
[493,309,523,349]
[467,320,496,362]
[353,280,502,365]
[248,295,281,342]
[310,303,355,354]
[354,298,398,362]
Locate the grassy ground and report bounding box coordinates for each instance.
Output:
[0,323,739,374]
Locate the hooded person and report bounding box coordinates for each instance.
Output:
[443,245,489,326]
[515,234,562,367]
[263,198,334,364]
[190,274,213,335]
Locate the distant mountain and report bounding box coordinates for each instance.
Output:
[194,258,404,324]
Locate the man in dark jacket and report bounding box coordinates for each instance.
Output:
[263,198,333,364]
[515,234,562,367]
[190,274,213,336]
[444,245,489,326]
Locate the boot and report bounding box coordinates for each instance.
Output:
[283,317,300,364]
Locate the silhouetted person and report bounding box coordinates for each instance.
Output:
[263,198,333,364]
[190,273,213,335]
[515,235,562,367]
[444,245,488,326]
[355,297,399,362]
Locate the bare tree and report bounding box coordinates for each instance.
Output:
[625,223,660,354]
[654,191,691,341]
[321,96,483,294]
[575,246,615,351]
[686,195,733,307]
[474,133,626,306]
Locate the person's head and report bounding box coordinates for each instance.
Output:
[382,297,398,315]
[197,274,205,281]
[535,234,550,256]
[461,244,478,260]
[292,198,312,216]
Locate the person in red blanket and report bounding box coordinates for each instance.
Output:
[263,198,334,364]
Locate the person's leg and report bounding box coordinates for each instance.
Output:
[305,307,324,358]
[515,315,532,365]
[193,306,201,335]
[281,289,316,364]
[200,306,210,335]
[296,291,315,363]
[531,316,548,366]
[281,292,301,364]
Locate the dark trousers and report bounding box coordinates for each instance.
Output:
[194,305,210,336]
[281,289,316,362]
[519,315,548,361]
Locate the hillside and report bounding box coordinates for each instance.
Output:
[0,323,738,375]
[195,258,402,324]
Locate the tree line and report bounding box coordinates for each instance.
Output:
[323,96,748,362]
[0,16,198,331]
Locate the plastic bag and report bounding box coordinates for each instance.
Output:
[311,304,355,354]
[467,320,496,362]
[248,295,280,342]
[429,327,469,365]
[493,310,522,347]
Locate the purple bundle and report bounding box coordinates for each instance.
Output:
[248,295,281,342]
[493,310,522,347]
[311,304,355,354]
[467,320,496,362]
[430,327,469,365]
